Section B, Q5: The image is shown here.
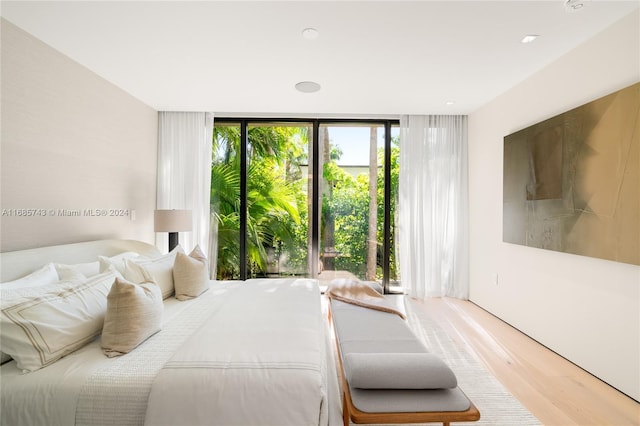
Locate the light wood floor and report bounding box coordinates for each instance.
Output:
[409,297,640,426]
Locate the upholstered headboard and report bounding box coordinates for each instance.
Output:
[0,239,160,282]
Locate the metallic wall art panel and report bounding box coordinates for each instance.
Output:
[503,82,639,265]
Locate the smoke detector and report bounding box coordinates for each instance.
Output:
[565,0,590,12]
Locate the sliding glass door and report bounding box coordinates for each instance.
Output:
[245,123,311,278]
[212,122,312,279]
[211,119,399,291]
[316,123,400,289]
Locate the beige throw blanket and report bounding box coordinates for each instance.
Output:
[326,279,406,319]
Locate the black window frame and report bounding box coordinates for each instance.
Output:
[213,117,399,293]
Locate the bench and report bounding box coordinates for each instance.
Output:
[328,298,480,426]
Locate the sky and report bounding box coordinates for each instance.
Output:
[326,126,398,166]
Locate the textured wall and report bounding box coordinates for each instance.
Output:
[1,19,158,251]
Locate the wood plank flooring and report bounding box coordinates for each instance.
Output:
[409,297,640,425]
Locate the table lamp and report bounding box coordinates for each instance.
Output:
[154,209,192,252]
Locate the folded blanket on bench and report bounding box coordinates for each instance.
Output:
[326,279,406,319]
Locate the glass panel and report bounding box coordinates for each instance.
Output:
[387,125,402,292]
[246,123,311,278]
[318,124,384,285]
[211,123,241,280]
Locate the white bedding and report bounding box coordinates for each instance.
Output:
[1,279,335,426]
[145,278,328,426]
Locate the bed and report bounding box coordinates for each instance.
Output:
[0,239,339,426]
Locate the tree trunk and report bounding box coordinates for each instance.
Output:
[366,127,378,281]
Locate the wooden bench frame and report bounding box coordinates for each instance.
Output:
[328,303,481,426]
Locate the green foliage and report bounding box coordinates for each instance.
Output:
[378,137,400,280]
[324,138,400,281]
[212,125,309,279]
[211,125,400,282]
[330,173,370,277]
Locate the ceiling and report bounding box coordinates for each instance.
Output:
[2,1,638,116]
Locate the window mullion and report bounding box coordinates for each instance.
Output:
[383,121,392,293]
[239,120,248,280]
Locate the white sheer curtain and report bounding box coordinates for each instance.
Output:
[156,112,214,265]
[398,115,469,299]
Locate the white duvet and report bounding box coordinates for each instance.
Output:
[1,279,336,426]
[145,278,328,426]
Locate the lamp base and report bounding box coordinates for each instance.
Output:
[168,232,179,252]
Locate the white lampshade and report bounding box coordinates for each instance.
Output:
[154,209,192,232]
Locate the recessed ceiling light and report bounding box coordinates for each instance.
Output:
[521,35,539,44]
[445,101,455,106]
[295,81,321,93]
[302,28,319,40]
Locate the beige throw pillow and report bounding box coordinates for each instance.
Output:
[173,245,210,301]
[101,276,163,358]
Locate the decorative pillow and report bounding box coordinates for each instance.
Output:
[344,352,458,389]
[0,271,117,372]
[173,245,210,301]
[55,261,100,278]
[98,251,141,275]
[124,246,183,299]
[101,276,163,358]
[1,263,59,290]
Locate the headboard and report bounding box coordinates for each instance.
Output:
[0,239,160,282]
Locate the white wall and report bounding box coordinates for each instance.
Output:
[468,11,640,400]
[1,19,158,252]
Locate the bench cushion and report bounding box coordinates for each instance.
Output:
[345,352,457,389]
[350,387,472,413]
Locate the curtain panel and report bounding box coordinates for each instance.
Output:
[398,115,469,299]
[157,112,214,265]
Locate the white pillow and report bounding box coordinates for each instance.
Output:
[101,276,163,358]
[1,263,59,290]
[0,271,116,372]
[173,245,210,301]
[54,263,87,281]
[124,246,183,299]
[1,263,62,365]
[98,251,141,275]
[55,261,100,278]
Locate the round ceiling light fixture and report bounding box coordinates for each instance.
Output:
[302,28,319,40]
[295,81,321,93]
